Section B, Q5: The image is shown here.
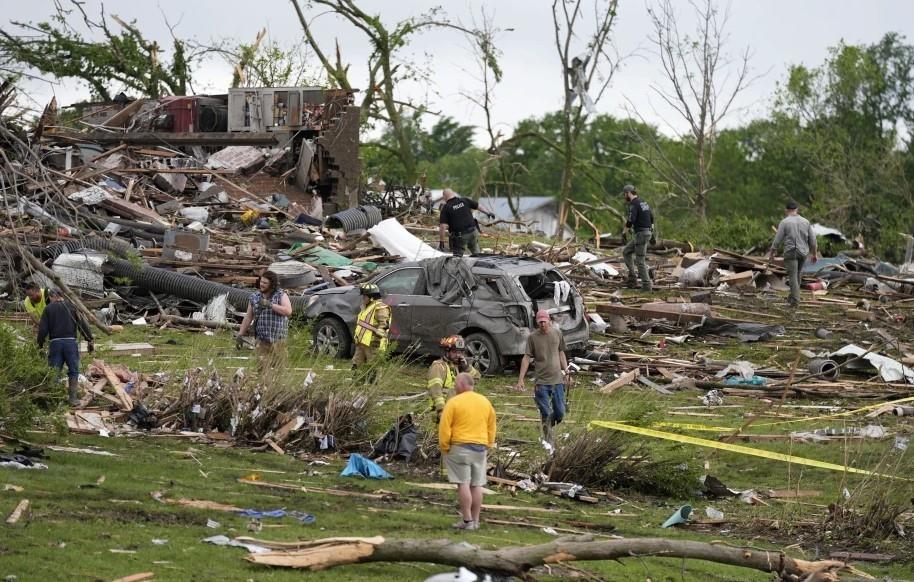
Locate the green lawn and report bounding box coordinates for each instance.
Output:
[1,291,913,580]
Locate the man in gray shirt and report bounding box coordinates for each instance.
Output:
[767,200,818,307]
[515,309,568,444]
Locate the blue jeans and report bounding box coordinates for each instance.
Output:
[534,383,566,426]
[48,338,80,380]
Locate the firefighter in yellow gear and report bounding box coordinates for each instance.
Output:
[351,283,391,380]
[427,335,481,418]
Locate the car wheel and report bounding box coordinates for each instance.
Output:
[465,332,502,375]
[313,316,352,358]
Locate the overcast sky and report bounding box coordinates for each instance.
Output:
[7,1,914,140]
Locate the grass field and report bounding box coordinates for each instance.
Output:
[1,287,913,581]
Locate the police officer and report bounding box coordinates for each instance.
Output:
[621,184,654,291]
[427,335,481,419]
[438,189,495,257]
[352,283,391,381]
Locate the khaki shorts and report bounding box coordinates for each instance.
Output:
[444,445,487,487]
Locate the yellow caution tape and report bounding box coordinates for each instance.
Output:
[755,395,914,427]
[653,421,735,432]
[590,420,909,480]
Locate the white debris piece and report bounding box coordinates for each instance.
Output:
[368,218,446,262]
[831,344,914,383]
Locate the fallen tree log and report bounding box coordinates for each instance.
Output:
[243,534,856,579]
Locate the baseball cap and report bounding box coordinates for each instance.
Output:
[48,287,63,297]
[621,184,636,194]
[535,309,550,323]
[785,200,798,210]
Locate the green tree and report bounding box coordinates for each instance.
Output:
[0,1,192,100]
[775,32,914,258]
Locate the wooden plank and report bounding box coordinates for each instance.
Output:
[100,364,133,411]
[47,130,279,146]
[594,304,707,326]
[600,369,640,394]
[829,551,894,563]
[766,489,822,499]
[5,499,29,524]
[111,573,155,582]
[264,438,285,455]
[100,99,145,128]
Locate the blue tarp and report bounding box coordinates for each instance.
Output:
[236,508,316,524]
[340,453,392,479]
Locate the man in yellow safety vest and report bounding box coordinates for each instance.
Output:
[23,283,50,324]
[351,283,391,382]
[427,335,481,419]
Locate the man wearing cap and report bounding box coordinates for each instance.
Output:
[621,185,654,291]
[768,200,817,307]
[37,288,94,405]
[515,309,568,443]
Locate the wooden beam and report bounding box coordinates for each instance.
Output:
[46,130,279,146]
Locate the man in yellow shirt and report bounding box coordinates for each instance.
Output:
[23,283,49,323]
[439,373,496,531]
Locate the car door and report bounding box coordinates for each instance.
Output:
[373,267,424,352]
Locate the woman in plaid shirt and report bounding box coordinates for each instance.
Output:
[237,271,292,386]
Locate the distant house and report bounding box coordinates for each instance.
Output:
[479,196,574,240]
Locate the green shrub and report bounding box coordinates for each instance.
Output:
[0,324,63,436]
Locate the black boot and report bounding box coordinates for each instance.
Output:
[67,377,80,406]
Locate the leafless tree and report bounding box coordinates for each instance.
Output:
[551,0,621,237]
[630,0,754,218]
[290,0,493,183]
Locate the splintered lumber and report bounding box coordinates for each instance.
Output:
[100,363,133,411]
[244,535,858,579]
[601,369,640,394]
[237,478,390,500]
[50,130,279,146]
[593,304,707,326]
[6,499,29,524]
[766,489,823,499]
[829,551,894,563]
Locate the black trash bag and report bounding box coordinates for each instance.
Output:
[128,402,158,430]
[370,414,418,462]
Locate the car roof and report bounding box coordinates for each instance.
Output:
[393,254,552,273]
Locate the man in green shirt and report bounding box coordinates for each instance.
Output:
[515,309,568,444]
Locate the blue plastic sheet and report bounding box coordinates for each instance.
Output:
[340,453,392,479]
[236,508,316,524]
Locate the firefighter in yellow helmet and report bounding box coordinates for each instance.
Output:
[427,335,481,419]
[351,283,391,381]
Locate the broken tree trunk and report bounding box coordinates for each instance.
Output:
[12,242,112,335]
[244,535,854,579]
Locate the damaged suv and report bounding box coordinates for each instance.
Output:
[305,255,588,374]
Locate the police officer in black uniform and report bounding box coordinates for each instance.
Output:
[621,184,654,291]
[438,189,495,257]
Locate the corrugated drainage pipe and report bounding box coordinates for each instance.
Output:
[41,237,309,313]
[45,236,137,260]
[107,258,310,313]
[807,358,839,380]
[325,205,383,232]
